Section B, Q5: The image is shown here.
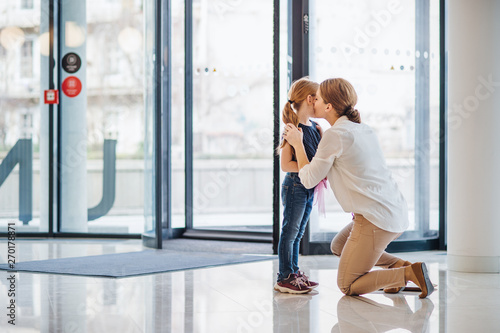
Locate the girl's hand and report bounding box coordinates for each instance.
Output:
[283,123,303,148]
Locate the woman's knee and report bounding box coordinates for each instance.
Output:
[330,238,342,256]
[337,281,356,296]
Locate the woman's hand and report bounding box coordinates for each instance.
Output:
[316,124,323,138]
[283,123,303,148]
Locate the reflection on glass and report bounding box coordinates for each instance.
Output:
[309,0,440,241]
[192,0,273,231]
[332,295,434,332]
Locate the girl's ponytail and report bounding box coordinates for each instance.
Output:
[282,101,299,128]
[276,101,299,154]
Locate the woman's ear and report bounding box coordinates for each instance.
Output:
[324,103,332,113]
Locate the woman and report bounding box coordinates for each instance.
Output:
[282,78,434,298]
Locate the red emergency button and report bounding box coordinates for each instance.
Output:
[62,76,82,98]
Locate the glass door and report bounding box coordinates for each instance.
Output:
[190,0,275,234]
[305,0,441,253]
[1,0,163,246]
[0,1,48,234]
[56,0,148,235]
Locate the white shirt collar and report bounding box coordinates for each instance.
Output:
[332,115,349,127]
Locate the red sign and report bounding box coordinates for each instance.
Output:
[44,89,59,104]
[62,76,82,98]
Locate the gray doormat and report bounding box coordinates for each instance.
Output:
[162,239,273,254]
[0,250,274,278]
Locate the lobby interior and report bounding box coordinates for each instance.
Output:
[1,0,500,332]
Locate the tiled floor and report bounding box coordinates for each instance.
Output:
[1,239,499,332]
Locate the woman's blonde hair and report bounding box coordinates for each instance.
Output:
[319,78,361,124]
[278,77,319,151]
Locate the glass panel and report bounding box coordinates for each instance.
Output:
[86,0,146,234]
[279,0,289,230]
[57,0,146,234]
[308,0,440,242]
[0,1,47,233]
[143,0,156,241]
[428,0,440,235]
[192,0,274,231]
[172,0,185,229]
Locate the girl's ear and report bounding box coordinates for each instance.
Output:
[307,95,314,105]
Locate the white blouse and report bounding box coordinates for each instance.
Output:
[299,116,409,233]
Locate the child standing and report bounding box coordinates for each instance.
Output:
[274,78,322,294]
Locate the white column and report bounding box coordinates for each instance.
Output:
[60,0,88,232]
[447,0,500,273]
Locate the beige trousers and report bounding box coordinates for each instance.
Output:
[330,214,406,296]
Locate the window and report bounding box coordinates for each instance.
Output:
[21,0,34,9]
[21,40,33,78]
[191,0,274,232]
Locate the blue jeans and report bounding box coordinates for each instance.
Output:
[278,173,315,282]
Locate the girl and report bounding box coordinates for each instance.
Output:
[274,77,322,294]
[283,78,434,298]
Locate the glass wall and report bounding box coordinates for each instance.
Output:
[191,0,274,232]
[0,1,46,233]
[308,0,440,242]
[1,0,442,246]
[0,0,154,236]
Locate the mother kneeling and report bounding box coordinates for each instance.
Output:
[282,78,434,298]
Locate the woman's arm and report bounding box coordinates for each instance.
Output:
[283,124,310,170]
[280,141,299,172]
[284,124,342,189]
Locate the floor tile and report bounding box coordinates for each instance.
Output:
[1,240,499,332]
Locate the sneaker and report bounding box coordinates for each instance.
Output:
[297,271,319,289]
[274,273,312,294]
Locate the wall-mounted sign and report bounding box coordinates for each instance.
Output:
[62,52,81,73]
[62,76,82,98]
[44,89,59,104]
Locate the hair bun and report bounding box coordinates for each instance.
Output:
[344,106,356,115]
[344,106,361,123]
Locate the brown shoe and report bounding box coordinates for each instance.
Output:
[410,262,435,298]
[384,260,412,293]
[383,286,404,294]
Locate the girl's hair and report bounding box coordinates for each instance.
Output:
[278,77,319,152]
[319,78,361,124]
